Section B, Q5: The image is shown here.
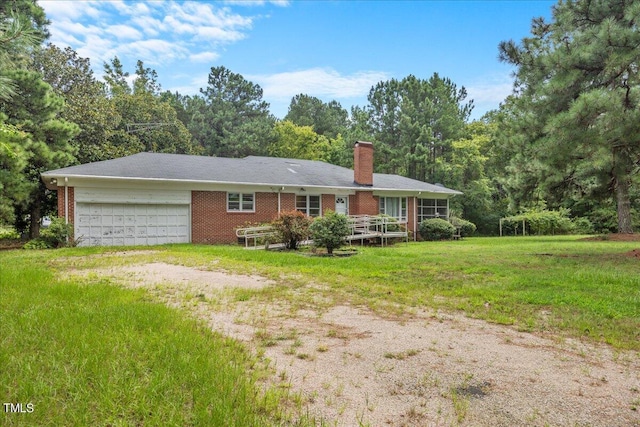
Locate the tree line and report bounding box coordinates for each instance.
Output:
[1,0,638,238]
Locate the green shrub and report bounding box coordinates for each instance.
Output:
[571,217,594,234]
[587,208,619,234]
[450,217,477,237]
[0,227,20,240]
[378,214,401,232]
[24,217,73,249]
[40,217,74,248]
[23,238,50,250]
[271,210,312,250]
[503,207,575,235]
[419,218,456,241]
[310,210,350,254]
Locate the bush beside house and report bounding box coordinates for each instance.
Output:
[419,218,456,241]
[271,210,312,250]
[310,211,350,254]
[450,217,477,237]
[24,217,73,249]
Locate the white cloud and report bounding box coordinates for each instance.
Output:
[166,72,211,96]
[130,16,164,37]
[106,24,143,41]
[169,3,253,28]
[50,19,102,38]
[190,51,220,63]
[195,26,246,42]
[121,40,190,65]
[40,1,101,21]
[43,0,259,71]
[464,73,515,104]
[253,68,390,101]
[462,74,517,119]
[225,0,290,7]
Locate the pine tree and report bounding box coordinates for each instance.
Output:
[499,0,640,233]
[0,70,78,236]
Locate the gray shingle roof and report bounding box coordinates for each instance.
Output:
[42,152,461,195]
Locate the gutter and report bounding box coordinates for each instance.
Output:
[40,173,463,195]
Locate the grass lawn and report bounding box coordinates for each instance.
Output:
[0,250,300,427]
[1,235,639,425]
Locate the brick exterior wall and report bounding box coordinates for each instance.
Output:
[408,196,416,236]
[57,187,75,224]
[354,141,374,186]
[56,186,75,239]
[349,191,378,216]
[322,194,336,214]
[280,193,296,212]
[192,190,283,244]
[192,191,351,244]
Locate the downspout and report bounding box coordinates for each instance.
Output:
[446,198,450,221]
[64,177,69,223]
[413,195,417,242]
[64,177,69,244]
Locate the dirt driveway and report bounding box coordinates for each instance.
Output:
[74,260,640,427]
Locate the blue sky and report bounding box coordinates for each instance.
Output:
[40,1,555,121]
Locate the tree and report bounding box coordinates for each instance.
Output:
[0,11,41,100]
[0,120,29,224]
[499,0,640,233]
[32,44,120,164]
[0,5,47,226]
[284,94,348,139]
[103,56,131,96]
[365,74,473,183]
[445,120,498,234]
[0,70,78,237]
[190,66,275,157]
[268,120,332,161]
[102,58,200,158]
[133,60,161,96]
[0,0,49,40]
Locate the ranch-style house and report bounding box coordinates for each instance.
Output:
[41,141,461,247]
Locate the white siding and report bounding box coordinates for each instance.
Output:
[75,187,190,204]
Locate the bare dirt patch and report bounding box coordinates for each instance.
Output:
[625,249,640,259]
[72,262,273,298]
[582,233,640,242]
[74,263,640,426]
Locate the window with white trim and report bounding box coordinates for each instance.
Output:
[417,198,448,222]
[227,192,255,212]
[296,195,321,217]
[379,197,407,222]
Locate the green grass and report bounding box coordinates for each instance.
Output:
[2,236,639,424]
[158,236,640,349]
[0,250,301,426]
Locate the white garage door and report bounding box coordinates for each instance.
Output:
[76,203,190,247]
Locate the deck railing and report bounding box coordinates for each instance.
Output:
[235,214,409,249]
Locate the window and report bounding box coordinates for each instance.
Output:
[417,198,448,222]
[379,197,407,222]
[296,195,321,217]
[227,192,254,212]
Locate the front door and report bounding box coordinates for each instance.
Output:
[335,196,348,215]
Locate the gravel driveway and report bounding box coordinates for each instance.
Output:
[77,261,640,427]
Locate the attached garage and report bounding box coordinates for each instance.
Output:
[73,188,190,247]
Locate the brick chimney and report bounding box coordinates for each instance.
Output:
[354,141,374,186]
